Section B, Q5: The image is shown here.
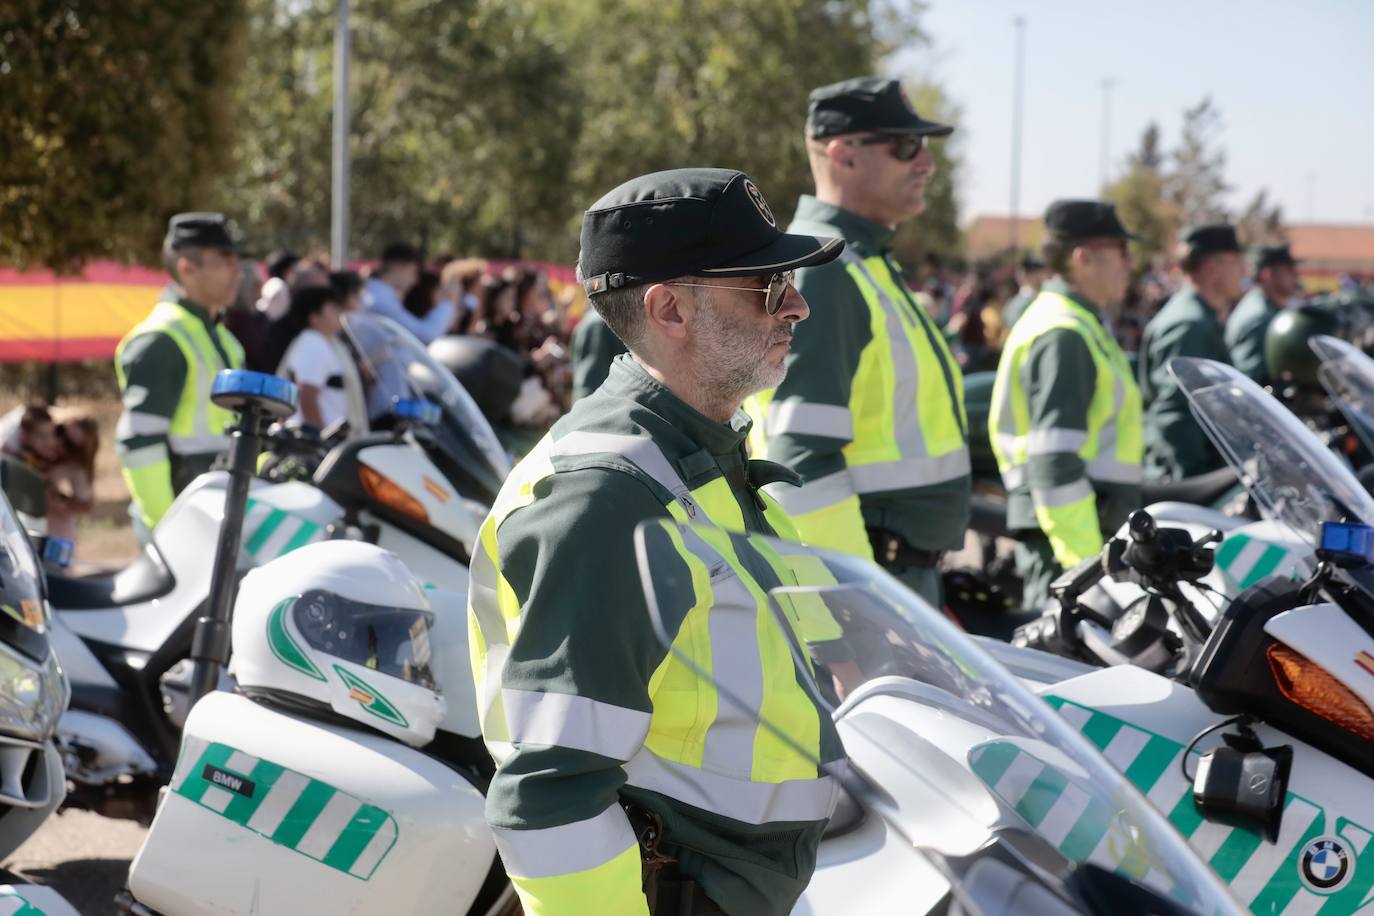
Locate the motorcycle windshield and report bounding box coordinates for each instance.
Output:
[343,313,511,498]
[634,519,1238,915]
[1312,334,1374,456]
[1169,357,1374,547]
[0,490,50,662]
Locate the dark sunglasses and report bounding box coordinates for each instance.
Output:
[846,134,926,162]
[666,271,796,315]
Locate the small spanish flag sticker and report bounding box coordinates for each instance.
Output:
[1355,650,1374,677]
[422,476,450,503]
[349,686,376,705]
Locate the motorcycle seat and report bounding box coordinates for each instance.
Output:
[46,542,176,611]
[1139,466,1237,507]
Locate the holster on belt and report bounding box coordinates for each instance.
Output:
[624,803,722,916]
[866,527,944,569]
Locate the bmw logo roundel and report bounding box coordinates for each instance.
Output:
[1300,836,1354,893]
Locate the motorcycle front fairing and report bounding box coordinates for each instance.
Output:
[635,520,1241,915]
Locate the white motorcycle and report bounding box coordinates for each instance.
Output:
[119,538,507,916]
[0,461,87,915]
[46,319,510,823]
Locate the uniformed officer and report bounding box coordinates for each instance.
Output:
[745,77,970,607]
[1225,244,1301,385]
[1140,224,1245,479]
[989,201,1142,611]
[116,213,246,533]
[468,169,846,916]
[570,305,628,401]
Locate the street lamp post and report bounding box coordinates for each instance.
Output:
[1010,16,1026,251]
[331,0,351,269]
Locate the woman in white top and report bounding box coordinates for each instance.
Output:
[271,286,349,429]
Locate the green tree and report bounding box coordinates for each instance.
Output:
[892,80,963,269]
[1104,122,1180,268]
[219,0,580,261]
[1235,189,1286,246]
[0,1,247,270]
[1166,96,1230,228]
[539,0,923,262]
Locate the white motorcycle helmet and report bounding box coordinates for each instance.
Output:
[230,541,446,747]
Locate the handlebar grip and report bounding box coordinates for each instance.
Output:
[1127,509,1157,544]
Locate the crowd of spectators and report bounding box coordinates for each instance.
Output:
[223,242,585,435]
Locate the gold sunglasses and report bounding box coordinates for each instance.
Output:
[664,271,796,315]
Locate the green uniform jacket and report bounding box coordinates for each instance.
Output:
[570,308,628,402]
[1139,288,1229,479]
[766,196,971,552]
[1001,286,1037,331]
[482,356,840,916]
[1225,286,1280,385]
[116,297,241,521]
[1003,281,1141,540]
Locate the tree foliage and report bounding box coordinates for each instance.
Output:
[1235,189,1286,246]
[1104,122,1179,268]
[1165,96,1230,229]
[0,0,247,271]
[2,0,951,269]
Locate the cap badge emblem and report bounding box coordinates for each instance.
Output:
[743,179,777,228]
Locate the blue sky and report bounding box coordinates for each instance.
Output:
[899,0,1374,226]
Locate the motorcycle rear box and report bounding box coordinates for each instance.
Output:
[128,691,495,916]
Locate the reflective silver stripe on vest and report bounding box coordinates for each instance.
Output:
[116,411,171,438]
[763,469,856,516]
[623,747,841,825]
[678,527,766,776]
[490,803,636,879]
[501,688,651,762]
[1086,455,1142,484]
[1031,479,1095,509]
[551,430,697,518]
[116,443,166,470]
[850,450,972,492]
[168,433,231,456]
[1027,427,1088,455]
[766,399,853,440]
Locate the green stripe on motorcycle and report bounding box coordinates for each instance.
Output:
[174,741,398,881]
[280,519,320,555]
[1048,695,1374,912]
[0,889,46,916]
[245,508,288,555]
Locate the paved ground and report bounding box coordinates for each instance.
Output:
[3,811,147,914]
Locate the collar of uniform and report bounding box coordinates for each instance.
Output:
[791,195,894,256]
[175,295,217,324]
[601,355,750,457]
[1042,278,1103,322]
[1180,286,1225,324]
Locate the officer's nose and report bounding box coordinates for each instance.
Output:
[776,282,809,324]
[913,145,936,178]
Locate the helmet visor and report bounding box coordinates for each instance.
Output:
[291,589,437,690]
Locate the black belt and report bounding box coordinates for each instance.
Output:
[867,527,944,568]
[625,803,726,916]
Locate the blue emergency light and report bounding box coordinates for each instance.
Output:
[393,399,442,427]
[210,370,299,418]
[1318,521,1374,567]
[41,536,73,570]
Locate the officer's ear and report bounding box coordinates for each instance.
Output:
[642,282,691,342]
[830,138,859,170]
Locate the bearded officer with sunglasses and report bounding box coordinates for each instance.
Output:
[468,168,848,916]
[746,77,970,608]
